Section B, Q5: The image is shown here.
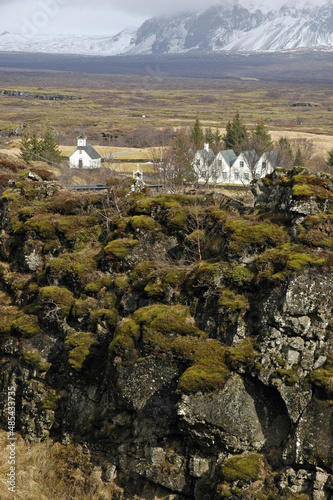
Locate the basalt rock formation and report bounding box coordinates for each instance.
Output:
[0,165,332,499]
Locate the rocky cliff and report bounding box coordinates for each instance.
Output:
[0,164,332,499]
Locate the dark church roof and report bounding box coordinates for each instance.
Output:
[79,145,101,159]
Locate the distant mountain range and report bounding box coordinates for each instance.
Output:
[1,2,333,56]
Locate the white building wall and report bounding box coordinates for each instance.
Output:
[69,150,101,169]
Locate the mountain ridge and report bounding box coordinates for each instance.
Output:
[0,2,333,56]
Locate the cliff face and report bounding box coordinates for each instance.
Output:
[0,166,332,499]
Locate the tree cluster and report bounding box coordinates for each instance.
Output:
[19,127,63,165]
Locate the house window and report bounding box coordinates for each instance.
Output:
[262,161,267,168]
[218,160,222,167]
[196,160,200,166]
[222,172,227,180]
[244,172,250,180]
[240,161,244,168]
[234,171,240,180]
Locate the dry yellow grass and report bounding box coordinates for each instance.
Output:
[0,430,120,499]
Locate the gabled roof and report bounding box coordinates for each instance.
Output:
[81,145,101,159]
[217,149,237,164]
[259,151,279,163]
[239,150,259,163]
[195,148,215,164]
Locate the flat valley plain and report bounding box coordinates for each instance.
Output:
[0,50,332,160]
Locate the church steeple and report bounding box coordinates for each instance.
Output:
[77,130,87,148]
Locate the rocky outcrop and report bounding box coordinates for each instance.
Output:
[0,167,332,499]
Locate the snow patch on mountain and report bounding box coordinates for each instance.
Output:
[0,2,332,56]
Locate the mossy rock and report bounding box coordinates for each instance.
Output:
[104,238,139,259]
[225,338,258,372]
[218,288,249,311]
[276,366,300,386]
[41,389,57,410]
[109,304,229,394]
[48,251,98,286]
[308,363,333,398]
[65,331,99,371]
[39,286,75,319]
[255,243,326,282]
[22,349,51,372]
[130,215,161,231]
[109,318,140,358]
[223,219,289,254]
[221,453,263,483]
[84,276,113,295]
[113,274,130,294]
[90,308,118,328]
[224,264,255,288]
[11,314,41,338]
[72,297,98,318]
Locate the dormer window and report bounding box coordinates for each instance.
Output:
[240,161,244,168]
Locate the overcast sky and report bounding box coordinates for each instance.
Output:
[0,0,330,36]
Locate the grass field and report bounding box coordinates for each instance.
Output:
[0,69,332,169]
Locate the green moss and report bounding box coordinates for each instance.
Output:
[104,238,139,259]
[185,229,205,246]
[48,251,98,286]
[65,331,99,371]
[41,389,57,410]
[224,264,255,288]
[39,286,75,319]
[221,453,262,483]
[308,363,333,398]
[109,304,229,394]
[276,366,299,386]
[114,274,130,293]
[11,314,41,338]
[22,349,51,372]
[109,318,140,357]
[223,219,289,254]
[72,297,98,318]
[218,288,249,311]
[292,184,314,197]
[130,215,161,231]
[225,338,258,372]
[90,308,118,328]
[84,276,113,295]
[256,243,326,282]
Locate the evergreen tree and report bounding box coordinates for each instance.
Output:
[294,147,305,167]
[191,118,204,150]
[223,112,248,155]
[212,128,223,153]
[19,127,62,165]
[19,132,42,162]
[40,127,62,164]
[204,127,214,148]
[252,119,273,151]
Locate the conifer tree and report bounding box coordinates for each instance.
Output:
[40,127,62,164]
[191,118,204,150]
[252,119,273,151]
[294,147,305,167]
[19,127,62,165]
[223,112,248,155]
[19,132,42,162]
[204,127,214,148]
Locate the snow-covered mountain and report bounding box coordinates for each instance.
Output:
[1,2,333,56]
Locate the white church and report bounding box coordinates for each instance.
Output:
[69,131,101,169]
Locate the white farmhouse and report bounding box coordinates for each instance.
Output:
[210,149,237,183]
[229,150,259,185]
[69,131,101,169]
[192,143,215,183]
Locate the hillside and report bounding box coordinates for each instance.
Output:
[0,160,332,499]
